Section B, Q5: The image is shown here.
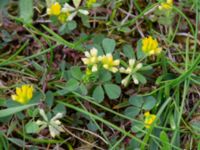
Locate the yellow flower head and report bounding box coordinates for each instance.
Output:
[86,0,97,7]
[99,53,120,73]
[159,0,173,10]
[58,12,70,23]
[82,48,99,72]
[11,84,34,104]
[47,2,61,16]
[144,112,156,128]
[142,36,162,55]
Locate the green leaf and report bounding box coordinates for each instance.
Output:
[136,39,145,59]
[0,103,38,118]
[123,44,135,59]
[93,44,104,55]
[19,0,33,23]
[191,120,200,134]
[29,91,42,104]
[80,13,90,28]
[169,114,176,130]
[102,38,116,54]
[59,21,77,34]
[114,72,122,84]
[87,121,98,132]
[27,108,39,117]
[70,66,83,80]
[25,121,39,133]
[32,61,43,71]
[53,103,66,115]
[92,34,105,45]
[99,70,112,82]
[8,138,25,147]
[128,95,144,107]
[68,21,77,31]
[0,0,9,9]
[134,73,147,84]
[124,106,140,117]
[160,131,171,150]
[131,121,144,133]
[118,27,131,33]
[104,83,121,100]
[45,91,54,108]
[142,96,156,110]
[92,85,104,103]
[78,84,88,95]
[66,79,79,91]
[0,98,6,106]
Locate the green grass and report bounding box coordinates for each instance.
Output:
[0,0,200,149]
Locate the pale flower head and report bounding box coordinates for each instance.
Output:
[82,48,99,72]
[49,113,64,138]
[100,53,120,73]
[37,109,64,138]
[120,59,144,86]
[120,59,143,75]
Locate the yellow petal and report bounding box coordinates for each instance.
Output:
[111,67,118,73]
[144,112,150,116]
[113,60,120,66]
[50,2,61,16]
[27,86,33,100]
[16,87,22,96]
[11,95,17,101]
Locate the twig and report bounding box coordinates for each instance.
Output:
[63,127,105,150]
[66,126,108,144]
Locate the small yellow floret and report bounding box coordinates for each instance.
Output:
[11,84,34,104]
[47,2,61,16]
[100,54,120,73]
[144,112,156,128]
[142,36,162,55]
[159,0,173,10]
[82,48,99,72]
[58,12,70,23]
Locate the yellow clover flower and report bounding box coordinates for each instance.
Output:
[159,0,173,10]
[142,36,162,55]
[11,84,34,104]
[82,48,99,72]
[99,54,120,73]
[144,112,156,128]
[47,2,61,16]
